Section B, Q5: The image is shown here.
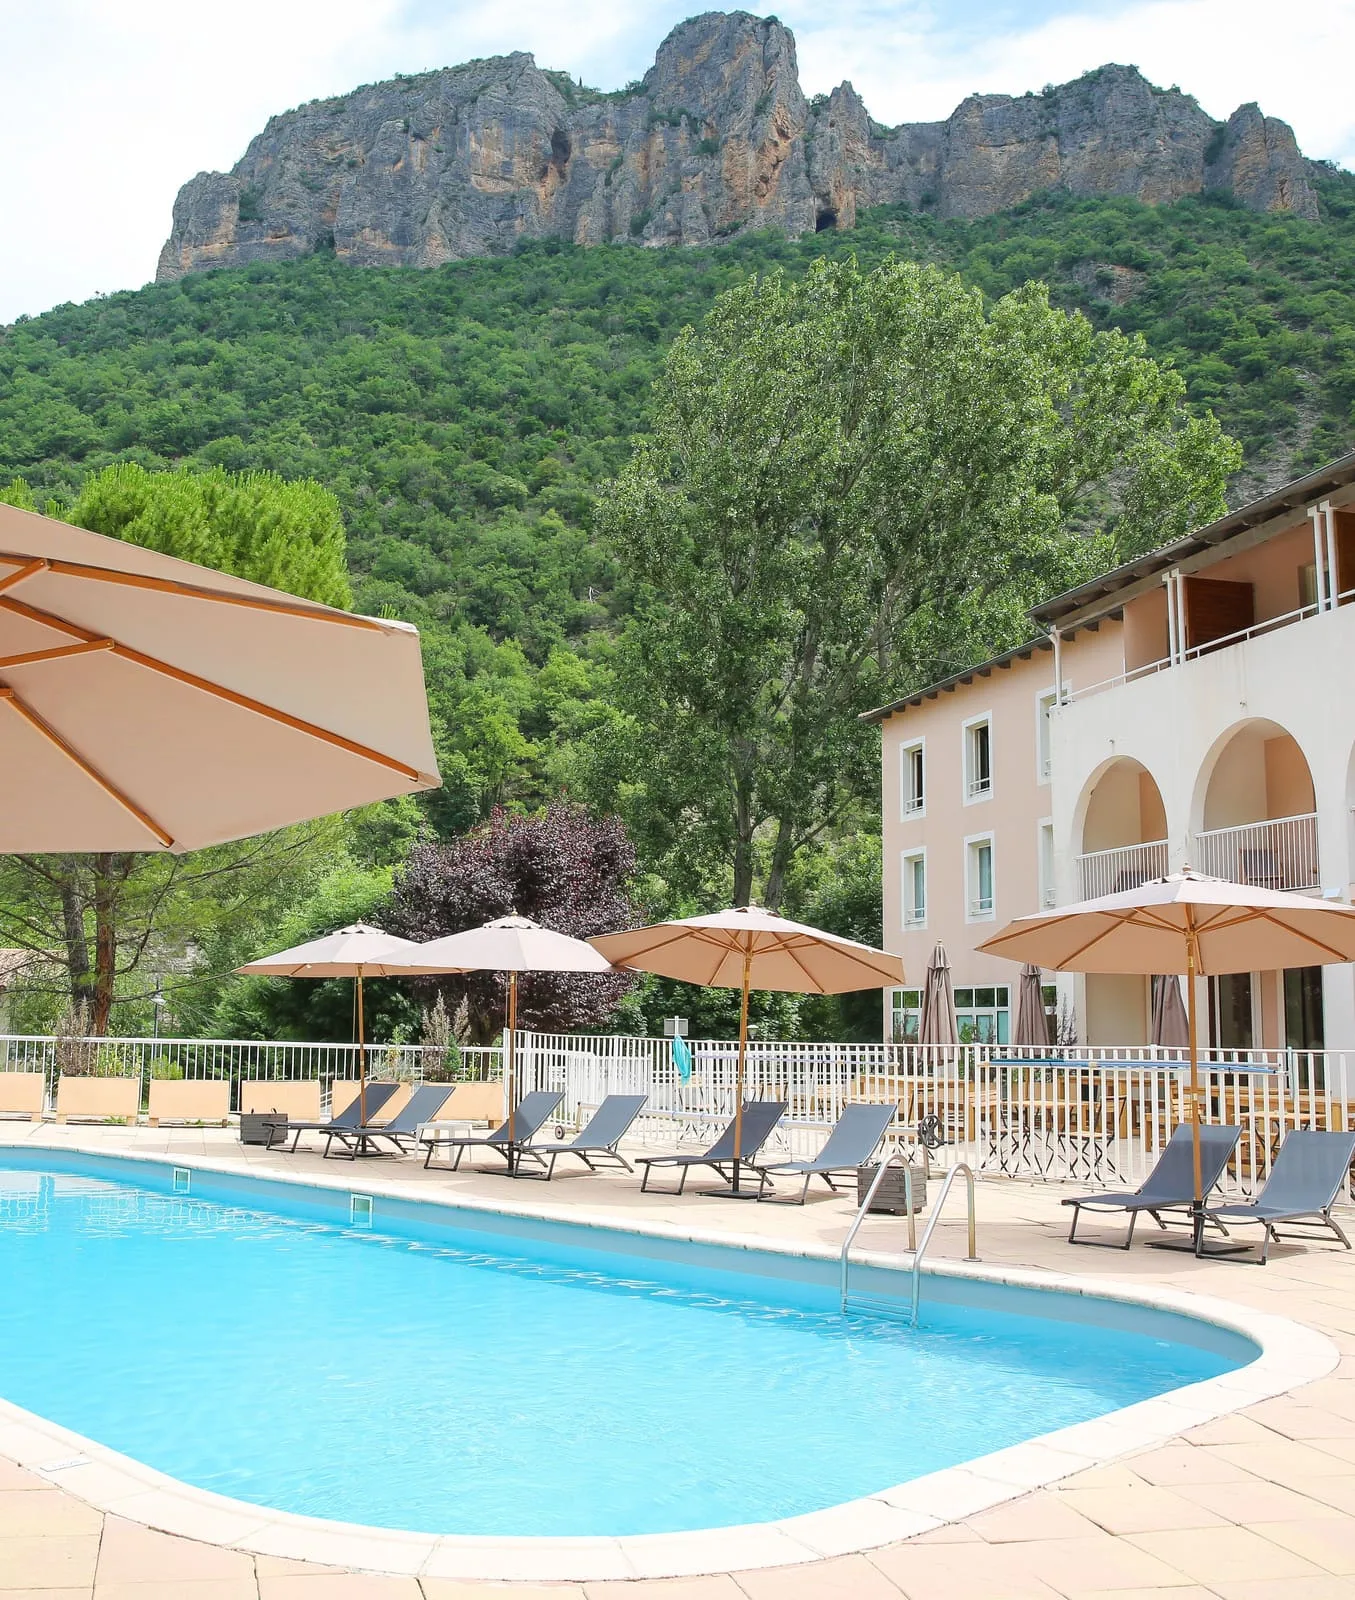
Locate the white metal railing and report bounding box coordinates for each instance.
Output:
[514,1033,1355,1201]
[1064,588,1355,707]
[1193,813,1320,892]
[3,1029,1353,1203]
[1078,839,1169,900]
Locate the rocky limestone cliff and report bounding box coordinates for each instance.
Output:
[157,12,1320,282]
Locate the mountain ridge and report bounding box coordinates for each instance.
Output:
[157,11,1320,281]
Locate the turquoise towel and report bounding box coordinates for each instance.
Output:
[671,1033,693,1082]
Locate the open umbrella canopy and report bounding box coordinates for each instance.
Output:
[589,905,906,993]
[0,503,439,853]
[976,870,1355,973]
[592,907,904,1197]
[386,916,616,1162]
[978,870,1355,1245]
[235,924,424,978]
[390,915,615,976]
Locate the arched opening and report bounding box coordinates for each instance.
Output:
[1196,719,1316,888]
[815,207,838,231]
[1078,758,1168,896]
[1195,719,1320,1056]
[550,129,571,173]
[1076,758,1169,1047]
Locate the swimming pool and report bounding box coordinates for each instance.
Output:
[0,1150,1257,1542]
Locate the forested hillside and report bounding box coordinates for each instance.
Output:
[3,177,1354,910]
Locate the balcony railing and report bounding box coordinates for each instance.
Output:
[1078,839,1168,900]
[1194,813,1320,892]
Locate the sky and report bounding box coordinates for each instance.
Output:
[0,0,1351,325]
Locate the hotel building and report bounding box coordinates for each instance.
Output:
[866,451,1355,1066]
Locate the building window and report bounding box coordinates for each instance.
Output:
[901,849,927,928]
[1209,973,1256,1053]
[891,987,921,1044]
[901,739,925,817]
[1299,562,1319,612]
[965,833,995,921]
[1038,820,1055,909]
[955,985,1010,1045]
[964,714,992,802]
[1036,689,1058,783]
[1284,967,1324,1052]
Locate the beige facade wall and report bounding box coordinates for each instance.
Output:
[879,626,1124,1022]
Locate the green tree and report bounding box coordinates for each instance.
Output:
[0,464,357,1031]
[593,258,1240,908]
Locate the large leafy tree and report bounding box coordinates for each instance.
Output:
[592,257,1241,908]
[387,804,639,1044]
[0,464,356,1032]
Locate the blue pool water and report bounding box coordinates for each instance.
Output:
[0,1156,1252,1537]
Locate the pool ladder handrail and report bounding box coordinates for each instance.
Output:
[840,1149,979,1324]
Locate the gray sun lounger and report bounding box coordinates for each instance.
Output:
[752,1101,897,1204]
[271,1080,400,1152]
[512,1093,648,1180]
[419,1089,563,1171]
[322,1083,454,1160]
[636,1101,787,1194]
[1063,1123,1241,1248]
[1204,1128,1355,1264]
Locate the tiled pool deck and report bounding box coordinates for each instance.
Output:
[3,1121,1355,1599]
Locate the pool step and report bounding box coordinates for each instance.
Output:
[842,1292,913,1324]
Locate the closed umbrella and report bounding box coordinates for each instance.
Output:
[388,916,615,1167]
[236,924,424,1126]
[0,503,439,852]
[592,907,906,1196]
[1012,963,1051,1049]
[1151,975,1190,1051]
[917,942,958,1047]
[979,869,1355,1251]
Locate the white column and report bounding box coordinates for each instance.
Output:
[1311,506,1329,610]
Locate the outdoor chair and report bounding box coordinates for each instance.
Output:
[1203,1128,1355,1264]
[1062,1123,1241,1248]
[512,1093,648,1180]
[322,1083,454,1160]
[420,1089,563,1171]
[636,1101,787,1195]
[272,1080,400,1152]
[751,1101,897,1204]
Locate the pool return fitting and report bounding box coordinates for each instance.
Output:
[840,1149,978,1325]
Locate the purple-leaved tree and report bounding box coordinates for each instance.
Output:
[388,804,640,1043]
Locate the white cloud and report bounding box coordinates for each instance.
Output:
[0,0,1350,324]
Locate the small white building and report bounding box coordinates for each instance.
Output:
[865,450,1355,1065]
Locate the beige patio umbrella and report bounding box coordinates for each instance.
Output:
[236,924,425,1125]
[1012,963,1051,1049]
[1151,975,1190,1051]
[388,916,616,1165]
[0,503,439,852]
[591,907,906,1196]
[918,942,959,1047]
[978,869,1355,1249]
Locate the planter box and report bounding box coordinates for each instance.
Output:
[240,1111,286,1146]
[857,1157,928,1214]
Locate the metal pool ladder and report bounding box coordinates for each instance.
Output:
[840,1150,978,1325]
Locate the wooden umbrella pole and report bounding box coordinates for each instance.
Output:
[1185,912,1204,1252]
[357,968,367,1128]
[506,971,518,1165]
[731,949,752,1194]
